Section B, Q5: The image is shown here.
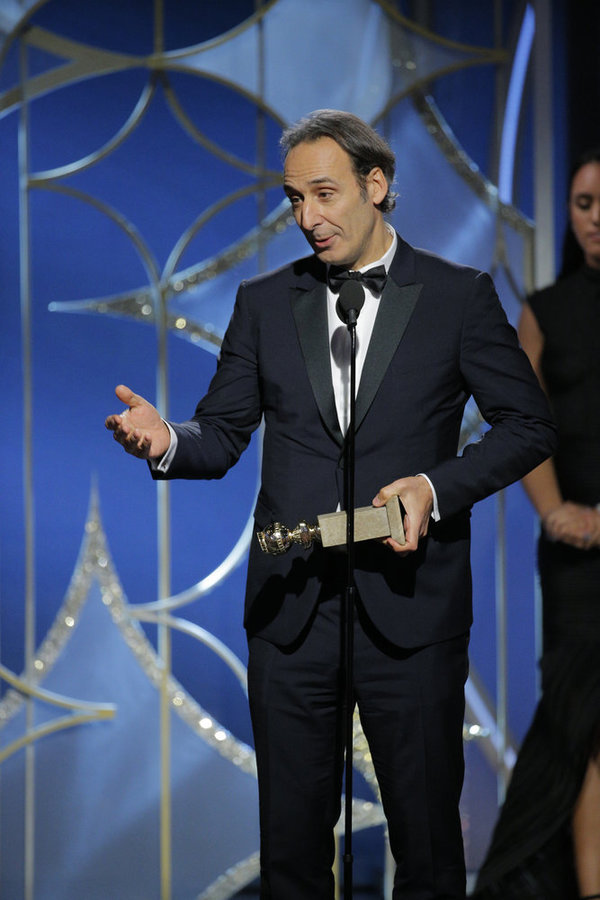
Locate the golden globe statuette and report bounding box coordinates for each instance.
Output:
[257,496,405,555]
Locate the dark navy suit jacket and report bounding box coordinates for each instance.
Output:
[156,235,556,648]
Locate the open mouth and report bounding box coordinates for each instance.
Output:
[313,235,334,249]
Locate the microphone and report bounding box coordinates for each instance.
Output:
[336,279,365,327]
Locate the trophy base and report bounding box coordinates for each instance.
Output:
[317,496,405,547]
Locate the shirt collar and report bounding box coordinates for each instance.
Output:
[355,224,397,274]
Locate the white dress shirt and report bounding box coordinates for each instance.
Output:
[326,227,397,435]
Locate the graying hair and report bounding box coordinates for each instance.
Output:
[280,109,397,213]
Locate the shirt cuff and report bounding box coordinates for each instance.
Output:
[149,421,178,472]
[417,473,440,522]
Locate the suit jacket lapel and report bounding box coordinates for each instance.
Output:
[291,274,344,446]
[355,240,422,429]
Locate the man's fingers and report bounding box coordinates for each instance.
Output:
[111,427,151,458]
[115,383,140,407]
[105,411,130,433]
[384,535,416,555]
[372,485,394,507]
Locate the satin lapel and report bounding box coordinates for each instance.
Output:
[355,279,422,429]
[291,282,344,446]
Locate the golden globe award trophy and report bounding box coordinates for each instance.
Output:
[257,496,405,555]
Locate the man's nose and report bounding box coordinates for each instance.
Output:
[300,200,321,230]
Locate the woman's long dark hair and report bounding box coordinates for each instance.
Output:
[558,147,600,278]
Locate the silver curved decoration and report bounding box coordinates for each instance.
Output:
[29,80,157,182]
[36,181,162,285]
[131,612,249,696]
[137,505,257,613]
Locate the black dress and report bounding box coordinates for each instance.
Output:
[473,265,600,899]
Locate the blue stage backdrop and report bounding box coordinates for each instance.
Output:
[0,1,566,897]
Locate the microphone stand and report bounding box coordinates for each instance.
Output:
[334,277,364,898]
[342,305,359,900]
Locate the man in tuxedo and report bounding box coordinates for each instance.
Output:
[105,109,556,899]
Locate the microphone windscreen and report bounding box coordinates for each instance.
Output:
[337,280,365,324]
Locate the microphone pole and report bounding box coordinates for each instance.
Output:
[336,280,365,900]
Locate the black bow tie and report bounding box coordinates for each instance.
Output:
[328,264,387,295]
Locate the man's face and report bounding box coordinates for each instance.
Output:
[283,137,389,270]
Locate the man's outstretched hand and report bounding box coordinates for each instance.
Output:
[104,384,171,460]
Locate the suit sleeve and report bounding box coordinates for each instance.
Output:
[152,282,262,480]
[427,271,556,518]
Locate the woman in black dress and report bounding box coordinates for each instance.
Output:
[474,150,600,898]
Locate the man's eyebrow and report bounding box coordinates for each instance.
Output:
[284,176,339,190]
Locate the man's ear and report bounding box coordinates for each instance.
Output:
[367,167,388,206]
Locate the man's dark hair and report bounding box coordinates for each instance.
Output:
[280,109,397,213]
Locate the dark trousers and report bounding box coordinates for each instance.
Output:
[247,594,469,899]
